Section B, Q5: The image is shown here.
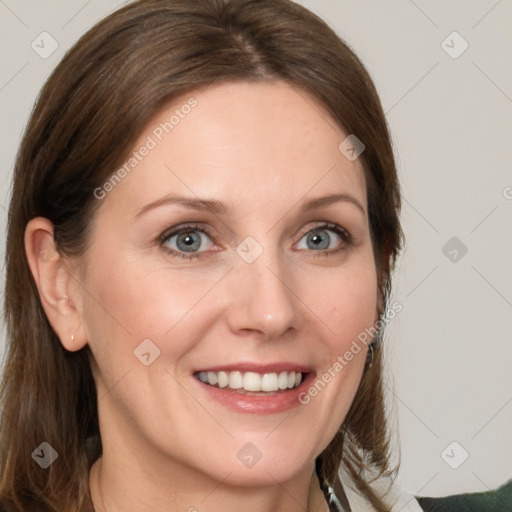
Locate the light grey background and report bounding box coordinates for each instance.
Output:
[1,0,511,500]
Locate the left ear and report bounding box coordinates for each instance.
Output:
[24,217,88,352]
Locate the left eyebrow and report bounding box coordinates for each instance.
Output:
[300,193,366,215]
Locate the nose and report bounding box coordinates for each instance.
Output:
[225,249,302,341]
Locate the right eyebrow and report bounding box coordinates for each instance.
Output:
[135,194,228,218]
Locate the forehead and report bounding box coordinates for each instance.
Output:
[101,80,367,214]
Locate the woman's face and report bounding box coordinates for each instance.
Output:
[79,80,378,485]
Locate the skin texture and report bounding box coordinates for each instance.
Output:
[25,81,379,511]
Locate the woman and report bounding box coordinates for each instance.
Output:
[0,1,508,511]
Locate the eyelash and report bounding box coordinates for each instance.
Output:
[158,222,352,260]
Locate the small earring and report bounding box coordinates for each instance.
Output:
[366,343,374,367]
[71,334,75,342]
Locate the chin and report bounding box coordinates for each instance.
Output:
[217,459,309,488]
[200,439,314,487]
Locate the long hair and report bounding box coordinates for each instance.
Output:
[0,1,403,510]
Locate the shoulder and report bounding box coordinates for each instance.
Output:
[416,478,512,512]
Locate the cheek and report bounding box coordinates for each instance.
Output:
[324,264,378,385]
[81,250,228,365]
[294,259,378,440]
[305,259,379,348]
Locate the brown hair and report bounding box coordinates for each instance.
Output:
[0,0,403,510]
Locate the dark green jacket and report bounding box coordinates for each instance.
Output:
[416,478,512,511]
[323,476,512,511]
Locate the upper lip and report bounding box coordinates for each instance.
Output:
[193,362,314,374]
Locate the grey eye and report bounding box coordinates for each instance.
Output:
[164,230,212,253]
[297,228,343,251]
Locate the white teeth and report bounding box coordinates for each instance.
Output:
[217,371,229,388]
[229,371,243,389]
[197,370,304,392]
[278,371,288,390]
[243,372,261,391]
[261,372,278,392]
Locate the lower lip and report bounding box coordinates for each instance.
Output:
[192,372,316,414]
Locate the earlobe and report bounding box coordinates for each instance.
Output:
[24,217,87,352]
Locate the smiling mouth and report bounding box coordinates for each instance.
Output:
[194,370,305,394]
